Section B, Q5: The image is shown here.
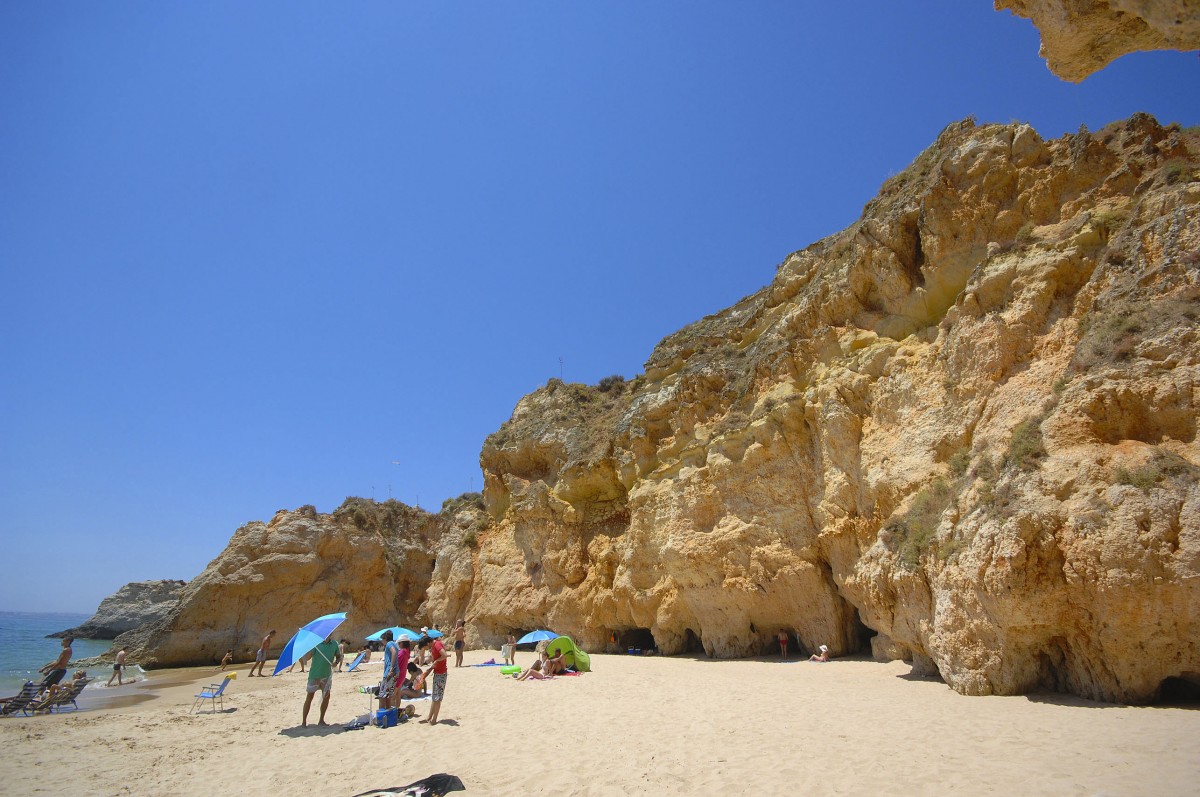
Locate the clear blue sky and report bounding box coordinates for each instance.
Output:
[1,3,1196,613]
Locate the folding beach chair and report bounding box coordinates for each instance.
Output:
[0,681,40,717]
[191,675,234,713]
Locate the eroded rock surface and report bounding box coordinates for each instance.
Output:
[121,500,447,667]
[424,115,1200,703]
[997,0,1200,81]
[51,580,186,640]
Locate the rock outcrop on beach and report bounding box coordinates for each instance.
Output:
[421,114,1200,704]
[118,500,448,667]
[996,0,1200,81]
[50,580,186,640]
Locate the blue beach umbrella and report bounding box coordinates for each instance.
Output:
[517,629,558,645]
[366,626,420,642]
[426,629,445,639]
[272,612,347,676]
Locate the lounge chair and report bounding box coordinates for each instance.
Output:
[0,681,40,717]
[28,678,91,714]
[346,651,367,672]
[191,675,234,714]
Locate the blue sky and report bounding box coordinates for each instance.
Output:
[1,3,1197,613]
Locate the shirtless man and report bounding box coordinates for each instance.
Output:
[106,648,127,686]
[453,619,466,668]
[38,637,73,692]
[248,630,276,677]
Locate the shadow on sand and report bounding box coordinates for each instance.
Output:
[279,723,344,737]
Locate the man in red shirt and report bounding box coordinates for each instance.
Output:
[417,634,450,725]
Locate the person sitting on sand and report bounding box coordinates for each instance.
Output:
[216,650,234,671]
[248,630,275,677]
[107,648,127,686]
[396,662,424,700]
[809,644,830,662]
[545,650,566,676]
[516,660,550,681]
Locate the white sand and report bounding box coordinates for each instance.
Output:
[1,651,1196,796]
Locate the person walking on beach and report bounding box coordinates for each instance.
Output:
[106,648,127,686]
[248,630,275,677]
[38,637,73,692]
[417,633,449,725]
[216,650,234,671]
[301,634,339,727]
[453,619,466,668]
[778,631,789,658]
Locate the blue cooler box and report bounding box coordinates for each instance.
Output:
[375,708,398,728]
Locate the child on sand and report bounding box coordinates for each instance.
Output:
[216,650,234,671]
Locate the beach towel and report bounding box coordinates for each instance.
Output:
[469,659,501,667]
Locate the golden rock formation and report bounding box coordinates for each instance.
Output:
[996,0,1200,81]
[424,115,1200,703]
[120,500,443,667]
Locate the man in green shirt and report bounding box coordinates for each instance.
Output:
[301,635,340,727]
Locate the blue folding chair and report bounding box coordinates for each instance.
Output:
[191,675,234,713]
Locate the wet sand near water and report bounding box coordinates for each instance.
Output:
[1,651,1197,796]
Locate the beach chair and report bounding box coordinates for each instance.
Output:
[27,678,91,714]
[346,651,367,672]
[0,681,40,717]
[191,675,234,714]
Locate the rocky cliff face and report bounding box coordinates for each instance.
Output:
[997,0,1200,81]
[423,115,1200,703]
[120,500,448,667]
[51,580,186,640]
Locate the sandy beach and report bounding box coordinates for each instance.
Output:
[1,650,1196,796]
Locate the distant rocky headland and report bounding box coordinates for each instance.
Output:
[51,580,186,640]
[103,111,1200,705]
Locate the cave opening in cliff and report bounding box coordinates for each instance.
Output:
[850,609,875,654]
[614,628,656,653]
[684,628,704,655]
[1156,676,1200,705]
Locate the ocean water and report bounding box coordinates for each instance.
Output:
[0,611,138,694]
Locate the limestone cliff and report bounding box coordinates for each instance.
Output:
[996,0,1200,81]
[120,500,448,667]
[51,580,186,640]
[423,114,1200,703]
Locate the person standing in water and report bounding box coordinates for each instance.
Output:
[106,648,127,686]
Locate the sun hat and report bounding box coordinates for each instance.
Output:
[398,634,410,642]
[819,645,828,652]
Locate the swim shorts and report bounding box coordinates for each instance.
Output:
[256,648,266,662]
[431,672,447,703]
[113,663,122,672]
[41,668,67,688]
[307,676,333,695]
[454,640,464,651]
[377,676,394,701]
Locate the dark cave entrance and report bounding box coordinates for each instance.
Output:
[684,628,704,655]
[617,628,657,652]
[1157,676,1200,705]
